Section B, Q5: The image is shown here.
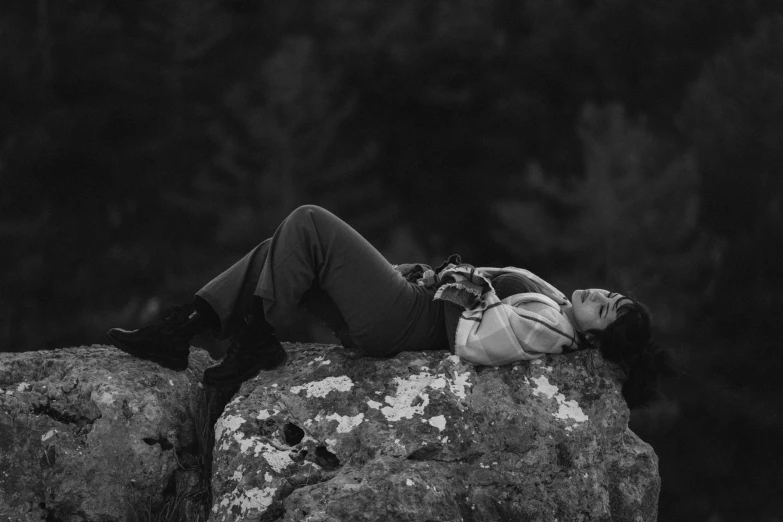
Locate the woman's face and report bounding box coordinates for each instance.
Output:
[570,289,629,331]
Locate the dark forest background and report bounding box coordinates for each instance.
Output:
[2,1,783,520]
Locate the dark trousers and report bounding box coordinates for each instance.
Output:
[195,205,447,357]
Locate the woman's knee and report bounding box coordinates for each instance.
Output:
[286,205,341,231]
[288,204,328,217]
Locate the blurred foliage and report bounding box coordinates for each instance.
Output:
[681,14,783,341]
[495,103,716,333]
[2,1,783,519]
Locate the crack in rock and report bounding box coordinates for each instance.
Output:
[142,436,174,451]
[31,401,101,430]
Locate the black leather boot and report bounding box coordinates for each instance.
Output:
[202,301,287,387]
[106,304,209,371]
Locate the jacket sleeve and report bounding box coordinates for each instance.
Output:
[479,267,569,305]
[432,265,494,310]
[504,295,578,353]
[392,263,432,283]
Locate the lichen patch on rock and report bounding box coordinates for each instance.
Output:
[228,434,293,472]
[213,485,277,522]
[530,374,559,398]
[529,374,589,427]
[288,375,353,397]
[256,408,275,420]
[311,412,365,433]
[448,371,471,400]
[556,397,589,424]
[231,465,246,481]
[381,372,435,421]
[215,413,246,447]
[426,414,447,431]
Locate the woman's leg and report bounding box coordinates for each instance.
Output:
[195,239,271,339]
[108,205,446,384]
[194,239,355,345]
[197,205,446,357]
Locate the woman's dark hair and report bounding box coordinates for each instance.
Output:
[577,297,673,409]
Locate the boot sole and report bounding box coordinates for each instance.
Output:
[202,351,288,387]
[105,333,189,372]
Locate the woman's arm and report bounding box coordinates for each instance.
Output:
[479,267,569,305]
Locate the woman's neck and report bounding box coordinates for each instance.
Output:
[560,302,579,331]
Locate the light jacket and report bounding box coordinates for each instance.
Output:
[395,257,580,366]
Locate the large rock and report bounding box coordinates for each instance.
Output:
[0,345,219,522]
[0,343,659,521]
[210,344,659,521]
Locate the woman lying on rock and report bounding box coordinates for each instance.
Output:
[107,205,667,408]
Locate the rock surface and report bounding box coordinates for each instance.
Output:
[210,344,659,522]
[0,343,659,521]
[0,345,217,522]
